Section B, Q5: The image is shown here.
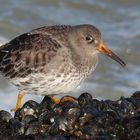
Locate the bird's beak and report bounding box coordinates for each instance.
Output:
[96,42,126,67]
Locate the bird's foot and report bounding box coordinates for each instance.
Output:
[60,96,78,104]
[49,96,78,105]
[50,96,60,104]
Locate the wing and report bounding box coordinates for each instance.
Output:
[0,32,63,79]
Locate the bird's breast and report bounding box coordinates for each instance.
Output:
[79,54,98,77]
[11,59,85,95]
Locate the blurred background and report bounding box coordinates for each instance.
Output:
[0,0,140,111]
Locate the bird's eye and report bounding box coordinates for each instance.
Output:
[86,35,93,43]
[85,35,98,45]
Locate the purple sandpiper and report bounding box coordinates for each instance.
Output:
[0,24,126,111]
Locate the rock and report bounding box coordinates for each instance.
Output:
[0,91,139,139]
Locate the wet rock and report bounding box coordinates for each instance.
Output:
[38,111,56,125]
[0,110,12,122]
[78,92,93,107]
[9,118,24,135]
[59,100,80,112]
[132,91,140,100]
[22,114,36,130]
[15,100,39,121]
[0,91,139,139]
[25,119,48,135]
[39,96,57,114]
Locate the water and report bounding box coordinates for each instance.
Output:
[0,0,140,111]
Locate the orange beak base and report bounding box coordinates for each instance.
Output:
[96,43,126,67]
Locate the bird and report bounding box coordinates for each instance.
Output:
[0,24,126,111]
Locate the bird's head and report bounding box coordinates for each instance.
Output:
[68,24,125,67]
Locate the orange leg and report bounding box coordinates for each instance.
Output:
[50,96,60,104]
[60,96,78,103]
[11,91,25,112]
[49,96,78,104]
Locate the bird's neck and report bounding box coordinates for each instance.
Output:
[71,50,98,76]
[82,54,98,75]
